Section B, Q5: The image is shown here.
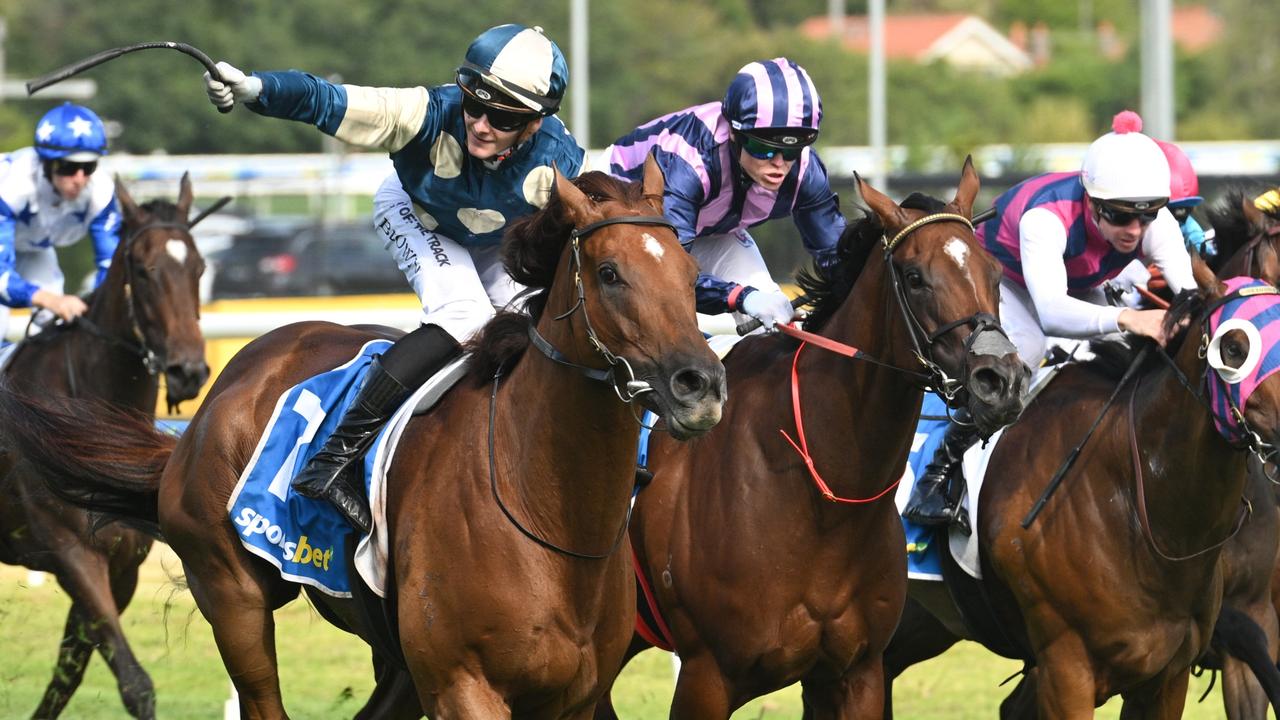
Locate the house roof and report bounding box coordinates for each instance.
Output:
[1171,5,1223,53]
[800,13,1032,73]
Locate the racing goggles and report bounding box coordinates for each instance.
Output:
[1095,198,1165,227]
[456,66,543,131]
[738,132,815,162]
[460,93,537,132]
[51,159,98,177]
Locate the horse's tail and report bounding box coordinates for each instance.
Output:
[1211,605,1280,715]
[0,384,173,537]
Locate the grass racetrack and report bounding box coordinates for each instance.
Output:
[0,546,1254,718]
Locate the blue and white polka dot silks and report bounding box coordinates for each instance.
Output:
[463,24,568,114]
[1205,277,1280,442]
[721,58,822,133]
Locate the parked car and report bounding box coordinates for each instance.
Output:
[210,220,408,299]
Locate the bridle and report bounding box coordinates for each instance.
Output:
[525,213,679,404]
[73,220,194,378]
[495,212,679,560]
[881,212,1014,408]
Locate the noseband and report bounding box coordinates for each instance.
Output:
[883,212,1016,405]
[526,214,678,404]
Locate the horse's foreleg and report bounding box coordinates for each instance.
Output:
[50,550,154,719]
[800,657,886,720]
[1118,669,1190,720]
[1035,639,1099,720]
[422,674,511,720]
[33,604,97,719]
[592,632,651,720]
[668,653,733,720]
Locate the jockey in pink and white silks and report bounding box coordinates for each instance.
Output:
[0,103,120,342]
[204,24,582,533]
[603,58,847,330]
[977,111,1194,370]
[904,110,1196,532]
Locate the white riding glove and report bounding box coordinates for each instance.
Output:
[741,288,795,330]
[203,61,263,111]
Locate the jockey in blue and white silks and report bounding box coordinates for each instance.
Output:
[0,103,120,340]
[603,58,847,330]
[204,24,584,534]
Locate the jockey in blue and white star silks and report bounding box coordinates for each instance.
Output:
[204,24,584,534]
[603,58,847,330]
[0,103,120,340]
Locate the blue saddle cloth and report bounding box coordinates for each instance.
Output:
[227,339,394,597]
[900,393,952,580]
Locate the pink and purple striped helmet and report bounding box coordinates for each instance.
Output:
[722,58,822,147]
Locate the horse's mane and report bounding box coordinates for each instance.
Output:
[1205,187,1279,273]
[798,192,946,333]
[466,172,645,381]
[1080,288,1203,380]
[137,198,180,222]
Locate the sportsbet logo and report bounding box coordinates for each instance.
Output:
[234,507,334,571]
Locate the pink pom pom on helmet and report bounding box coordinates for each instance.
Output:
[1112,110,1143,134]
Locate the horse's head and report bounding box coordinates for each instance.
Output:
[1189,257,1280,456]
[111,174,209,409]
[857,157,1029,435]
[1209,188,1280,284]
[503,156,725,439]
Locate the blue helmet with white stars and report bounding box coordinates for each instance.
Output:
[34,103,108,162]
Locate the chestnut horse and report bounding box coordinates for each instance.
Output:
[594,159,1029,719]
[1,162,726,719]
[885,257,1280,719]
[0,175,208,719]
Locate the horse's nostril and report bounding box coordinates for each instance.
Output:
[671,368,710,400]
[971,367,1006,401]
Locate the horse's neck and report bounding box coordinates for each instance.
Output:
[1136,357,1248,547]
[795,260,925,486]
[493,321,638,552]
[68,280,158,412]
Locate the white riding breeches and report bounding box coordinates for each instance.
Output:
[688,230,784,327]
[0,247,64,342]
[373,176,524,342]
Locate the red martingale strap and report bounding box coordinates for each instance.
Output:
[778,329,902,505]
[631,544,677,651]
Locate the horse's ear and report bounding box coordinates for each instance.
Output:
[951,155,979,217]
[113,175,141,219]
[1258,238,1280,287]
[856,172,906,230]
[552,164,591,225]
[641,151,666,215]
[176,172,194,223]
[1192,253,1223,298]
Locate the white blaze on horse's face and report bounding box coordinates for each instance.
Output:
[944,237,969,270]
[166,239,189,265]
[641,233,665,262]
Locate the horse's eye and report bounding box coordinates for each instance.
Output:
[1224,339,1247,363]
[598,264,620,285]
[905,268,926,290]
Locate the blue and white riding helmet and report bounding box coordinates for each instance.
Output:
[455,24,568,116]
[34,103,108,162]
[722,58,823,148]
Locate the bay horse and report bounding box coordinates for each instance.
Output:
[0,174,208,719]
[885,256,1280,719]
[594,159,1029,719]
[1,160,726,719]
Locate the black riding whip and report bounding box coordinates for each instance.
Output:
[26,41,232,114]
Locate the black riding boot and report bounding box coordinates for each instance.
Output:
[291,324,460,533]
[903,414,980,533]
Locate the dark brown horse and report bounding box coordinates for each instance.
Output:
[1,161,726,719]
[885,256,1280,719]
[0,174,208,719]
[592,159,1028,719]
